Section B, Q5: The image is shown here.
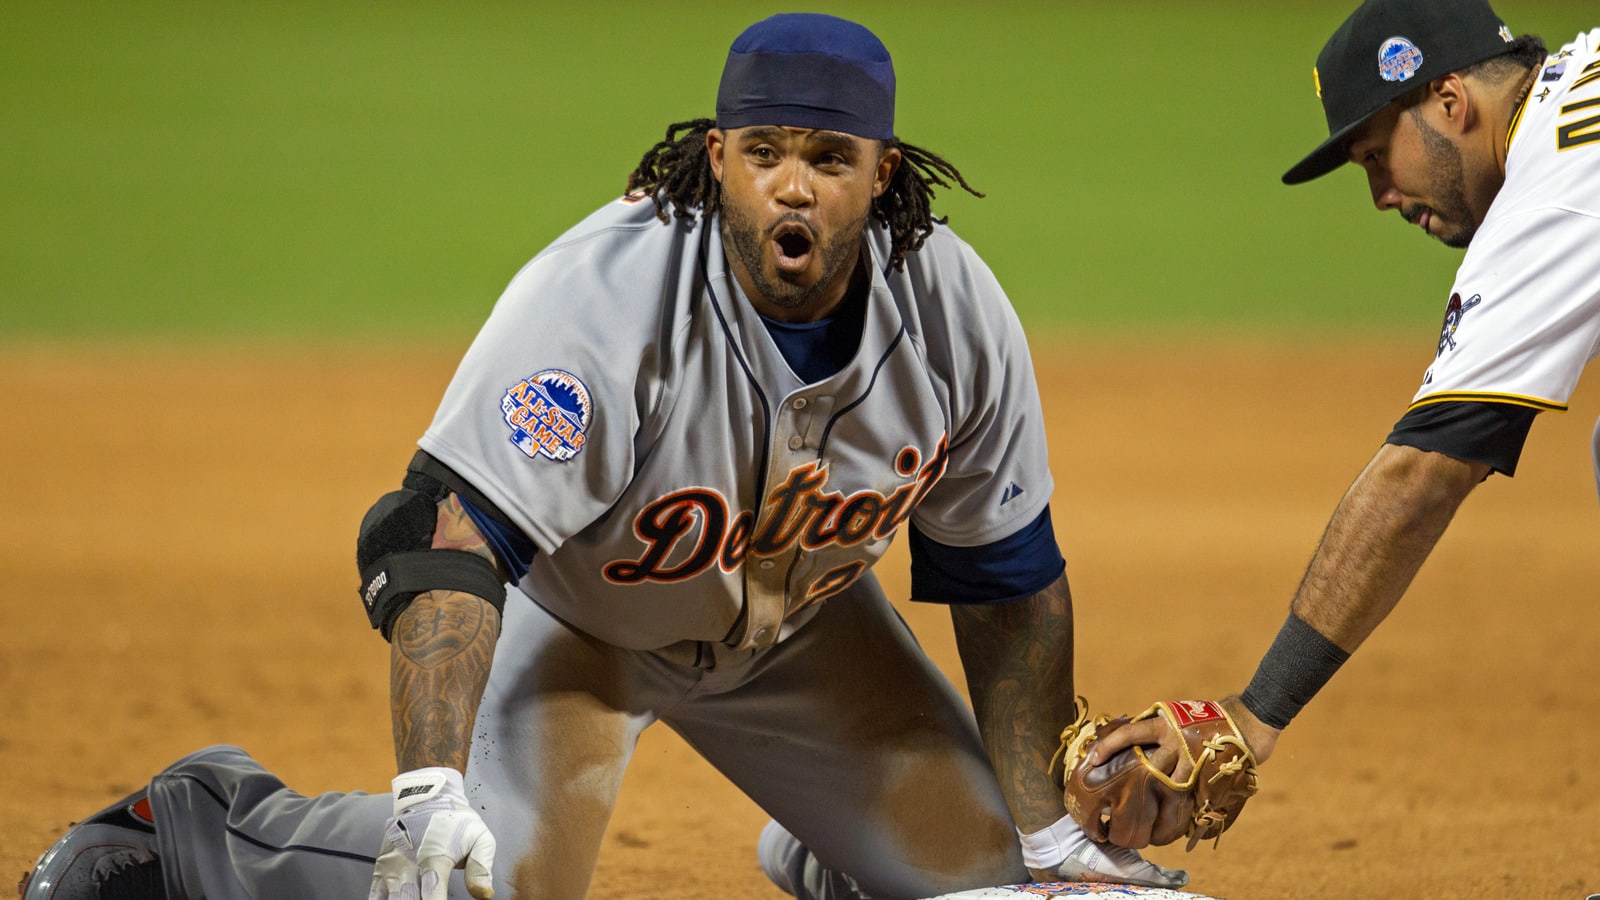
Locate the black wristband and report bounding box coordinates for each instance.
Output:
[1239,612,1351,730]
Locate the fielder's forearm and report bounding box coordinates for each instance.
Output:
[950,573,1077,834]
[1289,442,1486,652]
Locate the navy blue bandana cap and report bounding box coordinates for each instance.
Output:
[716,13,895,141]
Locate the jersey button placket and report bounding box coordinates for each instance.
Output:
[783,394,821,455]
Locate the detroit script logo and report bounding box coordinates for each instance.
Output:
[604,439,949,586]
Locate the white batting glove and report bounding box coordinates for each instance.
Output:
[1019,814,1187,890]
[369,767,497,900]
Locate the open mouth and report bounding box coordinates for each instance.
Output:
[771,222,814,273]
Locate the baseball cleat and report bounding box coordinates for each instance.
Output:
[17,789,166,899]
[757,820,810,897]
[755,820,874,899]
[1055,839,1187,891]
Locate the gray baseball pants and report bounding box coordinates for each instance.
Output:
[144,575,1027,899]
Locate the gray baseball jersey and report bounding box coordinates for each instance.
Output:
[68,197,1060,900]
[121,190,1062,896]
[419,192,1054,651]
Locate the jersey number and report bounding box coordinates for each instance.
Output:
[1558,94,1600,151]
[1561,54,1600,150]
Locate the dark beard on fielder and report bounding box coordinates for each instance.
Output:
[1410,111,1479,249]
[719,198,869,313]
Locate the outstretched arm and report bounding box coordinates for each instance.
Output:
[939,553,1188,887]
[1097,442,1489,769]
[1220,442,1488,760]
[949,572,1076,835]
[1288,442,1488,650]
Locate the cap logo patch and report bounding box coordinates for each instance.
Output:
[1498,25,1513,43]
[501,369,593,462]
[1378,37,1424,83]
[1313,66,1323,99]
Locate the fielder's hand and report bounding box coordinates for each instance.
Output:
[1088,696,1281,770]
[1058,699,1260,852]
[370,767,496,900]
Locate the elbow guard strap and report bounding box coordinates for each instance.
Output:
[357,489,506,641]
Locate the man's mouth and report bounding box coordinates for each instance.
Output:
[1403,205,1432,233]
[770,222,815,274]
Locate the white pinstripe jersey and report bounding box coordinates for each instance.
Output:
[1412,29,1600,414]
[419,195,1053,651]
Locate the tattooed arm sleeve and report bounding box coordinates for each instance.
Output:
[949,572,1076,837]
[389,493,507,774]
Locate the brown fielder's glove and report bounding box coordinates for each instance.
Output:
[1050,699,1259,851]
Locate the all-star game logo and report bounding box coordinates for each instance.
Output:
[1435,292,1482,357]
[1378,36,1424,83]
[501,369,592,461]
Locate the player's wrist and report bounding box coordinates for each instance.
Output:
[1238,611,1349,731]
[391,767,470,813]
[1219,695,1281,765]
[1016,813,1087,870]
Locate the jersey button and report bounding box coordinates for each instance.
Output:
[758,560,776,570]
[791,397,808,410]
[787,435,804,450]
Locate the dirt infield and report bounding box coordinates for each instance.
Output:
[3,335,1596,899]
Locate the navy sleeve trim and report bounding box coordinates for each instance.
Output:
[408,450,537,582]
[909,505,1065,605]
[1386,400,1539,476]
[458,497,536,584]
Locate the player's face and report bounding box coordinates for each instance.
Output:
[709,126,900,321]
[1346,93,1497,249]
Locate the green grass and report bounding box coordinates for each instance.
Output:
[1,1,1591,338]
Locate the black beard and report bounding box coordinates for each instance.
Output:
[1411,111,1478,249]
[720,199,867,311]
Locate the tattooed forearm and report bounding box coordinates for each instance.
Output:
[391,590,501,773]
[385,493,507,774]
[950,573,1076,833]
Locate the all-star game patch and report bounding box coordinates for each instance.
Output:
[501,369,593,461]
[1378,36,1424,83]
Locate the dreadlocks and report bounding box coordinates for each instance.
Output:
[625,118,983,272]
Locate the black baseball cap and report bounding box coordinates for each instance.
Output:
[1282,0,1515,185]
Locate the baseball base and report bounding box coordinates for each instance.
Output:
[922,882,1224,899]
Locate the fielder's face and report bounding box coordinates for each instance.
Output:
[709,125,900,322]
[1345,76,1502,249]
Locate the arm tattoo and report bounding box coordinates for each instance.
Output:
[433,494,501,569]
[950,574,1076,834]
[391,591,500,772]
[388,494,504,773]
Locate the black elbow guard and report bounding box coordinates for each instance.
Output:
[356,489,506,640]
